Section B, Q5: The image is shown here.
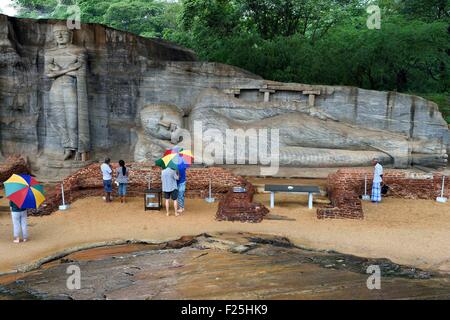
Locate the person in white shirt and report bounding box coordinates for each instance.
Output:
[371,158,383,203]
[101,158,113,202]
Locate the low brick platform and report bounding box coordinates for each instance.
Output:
[216,183,269,223]
[317,169,449,219]
[0,156,31,184]
[31,163,270,223]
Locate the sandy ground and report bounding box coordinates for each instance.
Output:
[0,191,449,274]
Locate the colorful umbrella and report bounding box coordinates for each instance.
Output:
[163,146,184,157]
[155,148,194,170]
[4,174,45,209]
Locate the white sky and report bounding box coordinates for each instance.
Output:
[0,0,18,16]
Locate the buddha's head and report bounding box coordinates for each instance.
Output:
[53,24,73,47]
[140,104,184,140]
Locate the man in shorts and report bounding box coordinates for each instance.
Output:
[161,167,179,216]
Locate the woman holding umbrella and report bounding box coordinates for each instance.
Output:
[4,174,45,243]
[10,200,28,243]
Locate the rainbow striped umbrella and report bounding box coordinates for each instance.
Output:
[155,148,194,170]
[4,174,45,209]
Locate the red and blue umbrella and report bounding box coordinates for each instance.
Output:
[3,174,45,209]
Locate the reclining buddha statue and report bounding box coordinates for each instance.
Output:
[135,89,448,169]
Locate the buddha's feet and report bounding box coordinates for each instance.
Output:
[411,140,447,155]
[412,153,448,168]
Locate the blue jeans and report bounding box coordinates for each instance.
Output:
[118,183,127,196]
[177,182,186,209]
[11,210,28,239]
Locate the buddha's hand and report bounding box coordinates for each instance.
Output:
[68,61,83,71]
[49,63,61,71]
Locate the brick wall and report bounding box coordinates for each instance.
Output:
[31,163,266,220]
[317,168,449,219]
[0,156,31,184]
[216,182,269,223]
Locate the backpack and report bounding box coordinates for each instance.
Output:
[381,184,390,195]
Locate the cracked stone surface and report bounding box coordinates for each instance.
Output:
[1,233,449,300]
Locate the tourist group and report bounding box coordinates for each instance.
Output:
[4,152,383,244]
[4,146,193,243]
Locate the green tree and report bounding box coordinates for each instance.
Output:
[15,0,179,38]
[239,0,363,40]
[78,0,112,24]
[399,0,450,21]
[180,0,241,36]
[103,1,164,37]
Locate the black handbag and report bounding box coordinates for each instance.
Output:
[381,184,390,195]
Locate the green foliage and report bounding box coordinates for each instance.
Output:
[15,0,179,38]
[16,0,59,12]
[103,1,164,36]
[239,0,364,40]
[78,0,112,24]
[15,0,70,17]
[399,0,450,21]
[310,16,450,92]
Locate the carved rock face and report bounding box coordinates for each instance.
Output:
[0,17,11,47]
[53,29,72,47]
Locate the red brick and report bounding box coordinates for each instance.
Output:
[29,162,269,223]
[0,156,31,184]
[318,169,449,220]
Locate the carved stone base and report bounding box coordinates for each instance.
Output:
[33,156,95,181]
